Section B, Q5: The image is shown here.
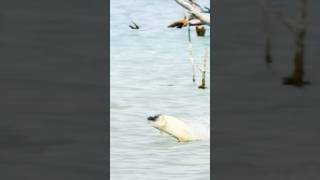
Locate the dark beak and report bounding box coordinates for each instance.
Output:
[147,114,160,121]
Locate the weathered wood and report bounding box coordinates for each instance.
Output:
[198,48,208,89]
[174,0,210,25]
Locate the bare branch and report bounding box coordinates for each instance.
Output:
[273,10,302,34]
[174,0,210,25]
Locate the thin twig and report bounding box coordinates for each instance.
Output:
[186,12,196,82]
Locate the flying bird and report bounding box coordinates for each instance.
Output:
[129,21,139,29]
[168,16,204,28]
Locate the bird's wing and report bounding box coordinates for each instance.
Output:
[168,19,187,28]
[132,21,139,29]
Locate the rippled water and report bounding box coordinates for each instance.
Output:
[213,0,320,179]
[110,0,210,179]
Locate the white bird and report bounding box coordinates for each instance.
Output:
[148,114,204,142]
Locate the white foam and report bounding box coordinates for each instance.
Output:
[184,119,210,140]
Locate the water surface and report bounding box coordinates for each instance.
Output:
[110,0,210,179]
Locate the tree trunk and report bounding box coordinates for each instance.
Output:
[283,0,308,87]
[283,32,305,86]
[196,26,206,36]
[198,74,206,89]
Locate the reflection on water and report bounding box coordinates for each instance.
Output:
[111,0,210,179]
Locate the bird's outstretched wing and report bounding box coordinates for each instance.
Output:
[168,19,188,28]
[129,21,139,29]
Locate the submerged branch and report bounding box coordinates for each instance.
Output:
[198,48,208,89]
[259,0,273,63]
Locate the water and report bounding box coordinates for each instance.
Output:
[1,1,107,179]
[110,0,210,179]
[213,0,320,179]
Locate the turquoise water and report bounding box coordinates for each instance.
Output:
[110,1,210,179]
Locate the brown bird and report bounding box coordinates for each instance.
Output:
[168,17,203,28]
